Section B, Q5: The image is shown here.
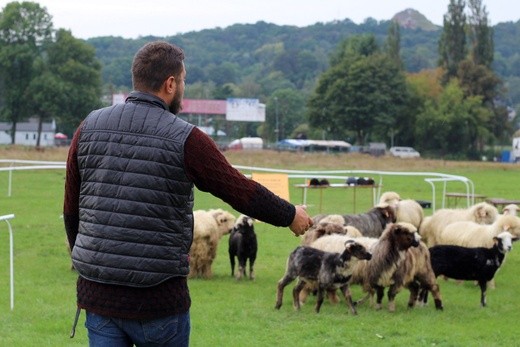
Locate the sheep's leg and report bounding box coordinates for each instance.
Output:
[478,280,487,307]
[238,256,246,280]
[340,284,357,315]
[292,279,307,311]
[406,282,420,309]
[327,288,340,304]
[387,284,401,312]
[275,274,294,310]
[355,291,371,306]
[229,253,236,277]
[375,286,385,310]
[249,257,256,280]
[315,286,326,313]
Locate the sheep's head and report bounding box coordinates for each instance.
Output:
[211,209,236,236]
[313,222,345,239]
[472,202,499,224]
[503,204,519,216]
[497,215,520,239]
[343,240,372,261]
[379,191,401,210]
[494,231,515,254]
[233,214,255,234]
[373,204,397,224]
[384,222,421,250]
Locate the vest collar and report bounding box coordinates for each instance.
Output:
[126,91,169,110]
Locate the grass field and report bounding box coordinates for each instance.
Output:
[0,147,518,346]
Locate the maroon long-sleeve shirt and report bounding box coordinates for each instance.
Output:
[63,126,295,319]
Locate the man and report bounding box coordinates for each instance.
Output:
[63,41,312,346]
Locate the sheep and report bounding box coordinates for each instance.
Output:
[313,205,396,238]
[436,214,520,249]
[379,191,425,229]
[301,221,362,246]
[503,204,519,216]
[395,241,443,310]
[349,222,422,312]
[228,215,257,280]
[311,214,345,225]
[422,231,514,307]
[274,240,372,314]
[189,209,236,278]
[419,202,498,247]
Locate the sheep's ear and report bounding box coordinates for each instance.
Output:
[315,227,326,238]
[512,237,520,242]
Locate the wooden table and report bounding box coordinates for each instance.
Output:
[294,183,379,213]
[485,198,520,211]
[445,192,487,207]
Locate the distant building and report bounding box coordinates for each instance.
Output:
[0,118,56,147]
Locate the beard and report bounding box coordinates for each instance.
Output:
[169,92,183,114]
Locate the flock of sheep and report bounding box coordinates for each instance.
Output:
[277,192,520,313]
[188,192,520,314]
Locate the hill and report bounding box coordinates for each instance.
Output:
[392,8,441,31]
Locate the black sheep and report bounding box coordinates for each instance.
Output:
[275,240,372,314]
[228,215,258,280]
[423,231,514,307]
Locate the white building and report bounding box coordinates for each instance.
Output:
[0,118,56,147]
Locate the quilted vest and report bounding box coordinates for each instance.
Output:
[72,91,195,287]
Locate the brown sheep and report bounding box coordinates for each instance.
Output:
[189,209,236,278]
[349,222,421,312]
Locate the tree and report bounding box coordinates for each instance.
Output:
[307,35,408,145]
[27,29,102,142]
[0,1,53,143]
[467,0,494,68]
[415,79,490,157]
[438,0,467,82]
[385,20,402,69]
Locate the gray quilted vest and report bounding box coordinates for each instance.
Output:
[72,92,195,287]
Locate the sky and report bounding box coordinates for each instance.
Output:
[1,0,518,40]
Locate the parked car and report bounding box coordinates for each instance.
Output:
[389,146,420,158]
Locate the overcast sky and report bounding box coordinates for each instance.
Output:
[1,0,517,40]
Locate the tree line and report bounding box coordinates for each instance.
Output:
[0,0,518,159]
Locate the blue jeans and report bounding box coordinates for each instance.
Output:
[85,311,190,347]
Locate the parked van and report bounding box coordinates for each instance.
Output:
[389,146,420,158]
[227,137,263,150]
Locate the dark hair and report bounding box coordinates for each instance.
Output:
[131,41,185,92]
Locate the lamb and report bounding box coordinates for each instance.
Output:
[228,215,257,280]
[419,202,498,247]
[274,240,372,314]
[422,231,514,307]
[301,221,362,246]
[379,191,425,229]
[503,204,519,216]
[349,222,422,312]
[189,209,236,278]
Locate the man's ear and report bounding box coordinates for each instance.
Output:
[165,76,176,94]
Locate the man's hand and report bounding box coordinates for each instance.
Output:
[289,205,313,236]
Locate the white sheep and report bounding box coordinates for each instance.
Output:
[419,202,498,247]
[503,204,519,216]
[379,191,425,229]
[189,209,236,278]
[436,214,520,248]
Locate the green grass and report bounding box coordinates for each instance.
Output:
[0,163,519,346]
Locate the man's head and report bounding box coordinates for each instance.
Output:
[132,41,186,114]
